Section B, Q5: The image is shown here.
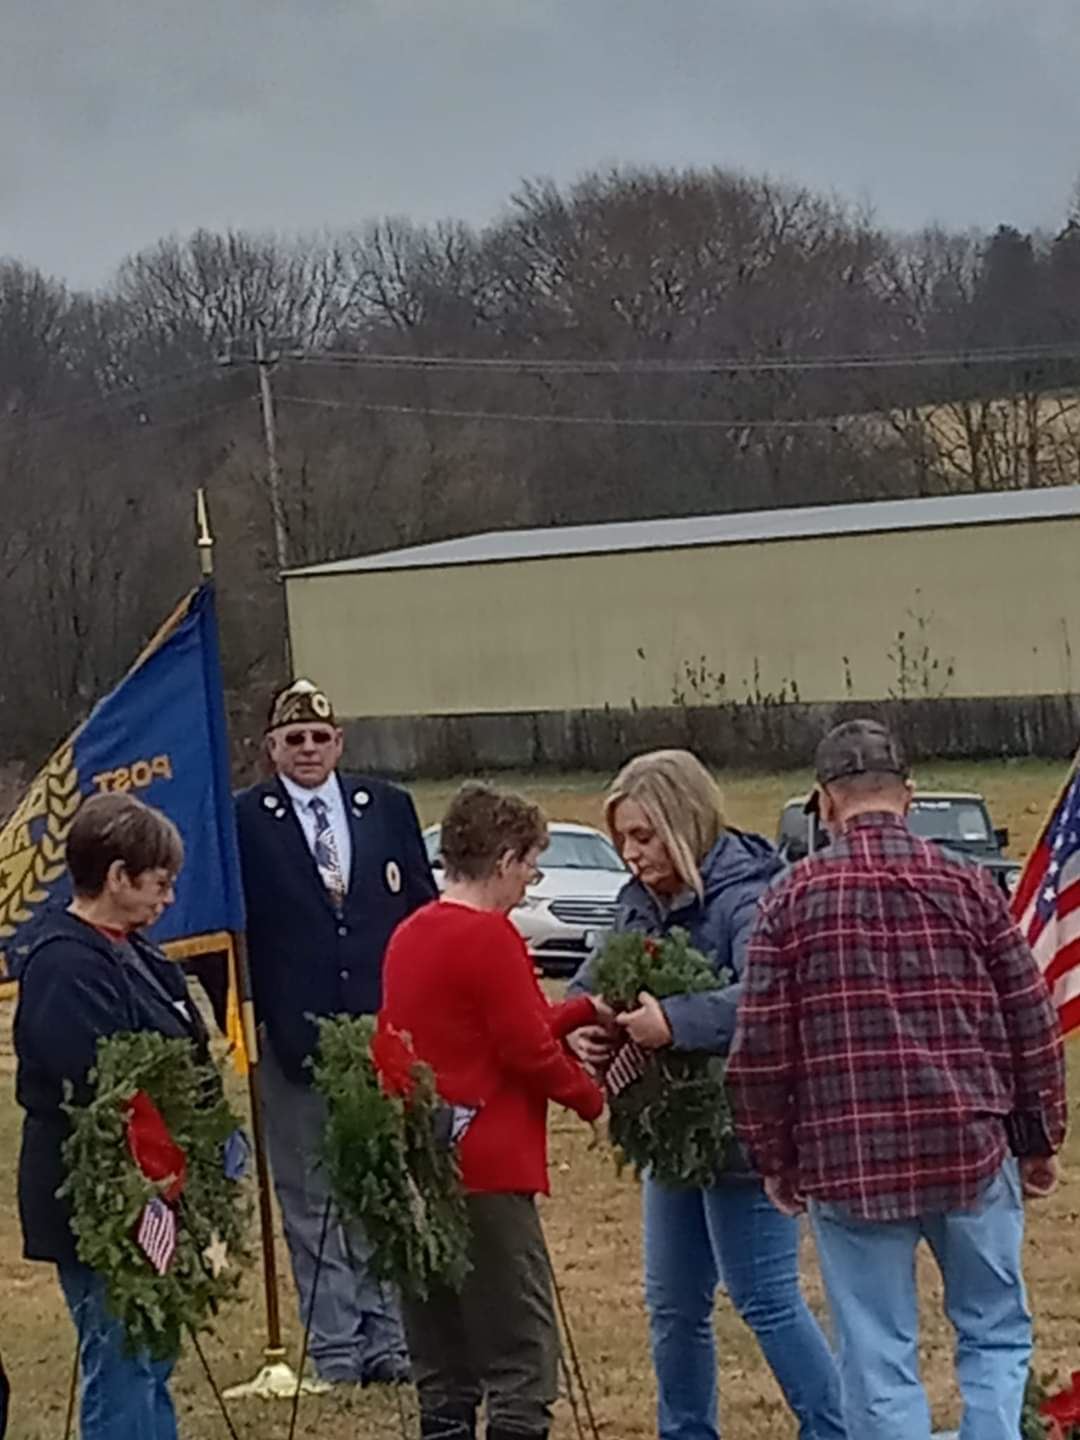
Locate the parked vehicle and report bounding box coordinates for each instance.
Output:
[423,821,628,974]
[776,791,1022,895]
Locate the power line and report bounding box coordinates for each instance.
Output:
[0,361,233,435]
[277,342,1080,377]
[5,337,1077,439]
[4,340,1076,437]
[276,392,857,430]
[10,396,256,488]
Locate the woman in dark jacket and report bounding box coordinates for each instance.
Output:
[569,750,845,1440]
[14,792,207,1440]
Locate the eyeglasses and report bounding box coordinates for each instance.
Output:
[528,867,544,886]
[282,728,335,747]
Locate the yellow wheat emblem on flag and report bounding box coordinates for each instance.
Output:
[0,748,81,938]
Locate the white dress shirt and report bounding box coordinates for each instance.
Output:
[279,771,353,891]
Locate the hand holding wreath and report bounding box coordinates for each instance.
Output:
[592,928,737,1189]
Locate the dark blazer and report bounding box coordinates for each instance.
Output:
[14,909,209,1266]
[235,772,436,1084]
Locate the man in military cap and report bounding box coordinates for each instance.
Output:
[236,679,437,1387]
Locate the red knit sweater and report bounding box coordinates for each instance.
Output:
[379,900,604,1195]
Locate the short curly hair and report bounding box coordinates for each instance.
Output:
[66,792,184,898]
[439,783,547,882]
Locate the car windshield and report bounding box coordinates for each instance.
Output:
[779,804,826,852]
[540,831,625,871]
[778,796,995,854]
[908,799,992,846]
[424,827,625,871]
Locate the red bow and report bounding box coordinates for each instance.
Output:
[372,1024,419,1101]
[125,1090,187,1204]
[1042,1373,1080,1436]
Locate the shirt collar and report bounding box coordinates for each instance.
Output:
[657,886,698,917]
[841,810,910,835]
[279,771,341,812]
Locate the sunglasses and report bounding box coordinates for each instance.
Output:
[281,728,335,747]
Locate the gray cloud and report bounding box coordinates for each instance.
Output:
[3,0,1078,289]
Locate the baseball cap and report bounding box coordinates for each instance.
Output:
[814,719,909,787]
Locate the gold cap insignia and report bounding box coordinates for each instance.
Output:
[266,679,337,732]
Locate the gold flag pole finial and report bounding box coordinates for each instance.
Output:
[195,488,215,579]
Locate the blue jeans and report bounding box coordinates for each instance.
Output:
[808,1160,1031,1440]
[57,1263,177,1440]
[643,1177,846,1440]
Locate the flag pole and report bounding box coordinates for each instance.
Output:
[193,489,326,1400]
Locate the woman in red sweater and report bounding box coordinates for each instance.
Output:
[378,782,607,1440]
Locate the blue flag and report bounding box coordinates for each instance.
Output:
[0,583,245,988]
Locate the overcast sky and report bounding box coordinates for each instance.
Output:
[5,0,1079,291]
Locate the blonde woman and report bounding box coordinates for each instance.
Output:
[568,751,845,1440]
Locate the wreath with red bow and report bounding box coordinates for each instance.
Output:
[313,1015,471,1299]
[61,1031,251,1360]
[1025,1371,1080,1439]
[593,927,737,1188]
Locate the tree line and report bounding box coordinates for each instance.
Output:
[3,164,1080,772]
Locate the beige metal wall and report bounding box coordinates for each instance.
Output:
[285,517,1080,718]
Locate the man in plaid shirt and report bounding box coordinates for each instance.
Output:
[727,719,1067,1440]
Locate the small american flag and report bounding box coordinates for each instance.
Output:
[1012,760,1080,1037]
[449,1104,478,1143]
[136,1197,178,1275]
[605,1038,649,1100]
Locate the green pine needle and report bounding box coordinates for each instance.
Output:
[61,1032,251,1361]
[312,1015,471,1300]
[594,928,738,1189]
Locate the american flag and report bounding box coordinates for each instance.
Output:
[136,1196,178,1276]
[1011,761,1080,1037]
[605,1038,649,1100]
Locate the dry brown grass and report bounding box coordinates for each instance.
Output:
[0,760,1075,1439]
[410,755,1065,861]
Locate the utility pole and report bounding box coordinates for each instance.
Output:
[251,329,293,673]
[254,328,289,579]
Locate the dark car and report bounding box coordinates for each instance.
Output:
[776,791,1022,896]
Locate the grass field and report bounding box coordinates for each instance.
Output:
[0,760,1075,1439]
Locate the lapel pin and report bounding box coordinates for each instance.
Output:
[385,860,402,895]
[352,789,371,814]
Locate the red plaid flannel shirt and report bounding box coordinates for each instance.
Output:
[727,812,1067,1220]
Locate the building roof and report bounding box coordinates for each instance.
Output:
[285,484,1080,578]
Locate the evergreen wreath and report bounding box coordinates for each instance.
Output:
[61,1031,251,1361]
[1026,1369,1080,1439]
[593,927,737,1188]
[312,1015,471,1300]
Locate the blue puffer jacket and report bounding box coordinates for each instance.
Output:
[568,828,783,1054]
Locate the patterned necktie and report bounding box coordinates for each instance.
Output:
[309,795,346,905]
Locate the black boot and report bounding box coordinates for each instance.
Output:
[485,1429,549,1440]
[420,1403,477,1440]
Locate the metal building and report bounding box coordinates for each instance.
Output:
[285,487,1080,731]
